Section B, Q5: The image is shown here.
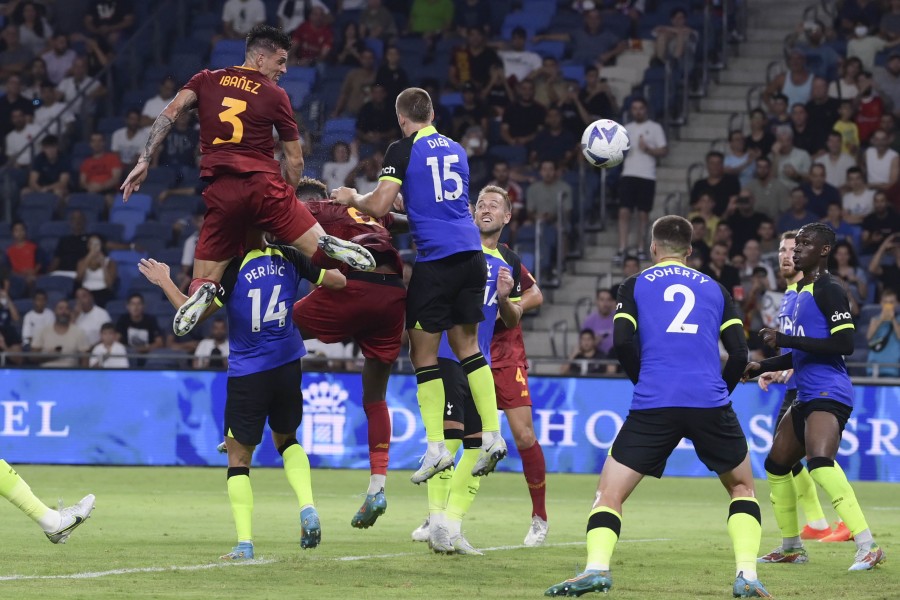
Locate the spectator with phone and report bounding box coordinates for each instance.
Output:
[868,288,900,377]
[869,232,900,298]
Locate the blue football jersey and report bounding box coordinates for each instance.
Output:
[215,245,324,378]
[379,125,480,261]
[614,261,743,410]
[437,247,520,364]
[790,274,854,406]
[778,283,799,391]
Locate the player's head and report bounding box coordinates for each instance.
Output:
[296,177,328,202]
[474,185,512,236]
[778,230,799,279]
[245,24,291,82]
[649,215,693,263]
[793,222,835,272]
[395,87,434,132]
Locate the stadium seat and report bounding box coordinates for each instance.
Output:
[110,210,147,242]
[489,145,528,165]
[160,193,204,214]
[528,40,566,60]
[89,222,125,243]
[172,53,203,86]
[38,220,71,239]
[364,38,384,62]
[323,117,357,135]
[13,298,31,316]
[281,80,311,111]
[68,192,106,217]
[112,193,153,216]
[210,47,244,70]
[156,247,184,267]
[132,235,166,255]
[38,236,58,258]
[19,191,59,212]
[144,166,177,188]
[105,299,127,318]
[561,63,585,85]
[35,275,75,298]
[109,249,146,265]
[97,116,125,135]
[440,92,463,110]
[501,15,538,40]
[17,205,54,229]
[283,67,317,86]
[7,275,27,300]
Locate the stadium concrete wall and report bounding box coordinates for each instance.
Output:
[0,370,897,482]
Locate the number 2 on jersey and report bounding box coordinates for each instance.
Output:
[664,284,699,334]
[426,155,463,202]
[213,97,247,145]
[247,285,287,332]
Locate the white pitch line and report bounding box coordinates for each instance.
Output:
[0,538,672,580]
[335,538,671,561]
[0,558,275,582]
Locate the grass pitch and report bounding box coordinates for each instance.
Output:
[0,466,896,599]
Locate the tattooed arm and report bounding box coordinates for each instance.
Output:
[120,89,197,200]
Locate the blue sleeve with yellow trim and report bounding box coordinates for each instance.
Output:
[716,282,749,393]
[776,276,855,355]
[612,275,640,384]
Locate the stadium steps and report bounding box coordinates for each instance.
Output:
[522,0,800,361]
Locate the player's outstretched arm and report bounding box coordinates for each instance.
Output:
[331,179,400,218]
[121,89,197,200]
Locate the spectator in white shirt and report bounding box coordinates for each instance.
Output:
[497,27,543,83]
[865,129,900,190]
[222,0,266,40]
[321,140,359,193]
[5,108,41,167]
[20,288,54,350]
[815,130,856,189]
[843,166,876,224]
[194,317,229,369]
[73,287,111,347]
[33,81,74,137]
[89,322,129,368]
[111,109,150,167]
[140,76,177,127]
[40,33,76,85]
[56,57,105,119]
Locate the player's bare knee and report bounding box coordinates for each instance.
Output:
[513,427,536,449]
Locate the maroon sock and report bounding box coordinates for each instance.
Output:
[188,277,218,296]
[520,441,547,521]
[364,400,390,475]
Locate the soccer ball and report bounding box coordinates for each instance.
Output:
[581,119,630,168]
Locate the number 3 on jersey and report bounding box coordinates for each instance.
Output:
[426,155,463,202]
[213,97,247,145]
[664,284,699,334]
[248,285,287,332]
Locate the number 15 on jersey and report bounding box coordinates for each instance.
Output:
[426,155,463,202]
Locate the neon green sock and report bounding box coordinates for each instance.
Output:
[585,506,621,571]
[809,462,869,536]
[462,359,500,432]
[427,439,461,514]
[282,444,314,508]
[416,367,446,442]
[446,448,482,522]
[0,459,52,526]
[227,473,253,542]
[766,469,801,539]
[727,497,762,579]
[793,466,826,525]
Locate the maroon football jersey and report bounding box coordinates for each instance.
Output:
[305,201,402,273]
[183,66,299,178]
[490,262,536,369]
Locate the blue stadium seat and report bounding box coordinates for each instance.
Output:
[113,193,153,216]
[213,39,245,55]
[144,166,177,188]
[489,145,528,165]
[283,67,317,86]
[161,194,204,214]
[210,49,244,69]
[38,236,58,258]
[501,15,538,40]
[364,38,384,62]
[97,116,125,135]
[89,222,125,243]
[71,141,92,159]
[105,299,127,318]
[440,92,463,110]
[281,80,311,111]
[17,206,54,229]
[135,221,171,240]
[109,249,146,265]
[156,247,184,267]
[120,88,152,112]
[109,210,147,242]
[7,275,27,300]
[35,275,74,298]
[323,117,357,135]
[19,192,59,212]
[13,298,31,316]
[528,40,566,59]
[67,193,106,221]
[172,53,204,85]
[561,63,585,85]
[321,130,355,149]
[172,37,210,59]
[191,11,220,31]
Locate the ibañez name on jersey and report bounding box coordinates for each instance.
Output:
[378,125,480,261]
[437,248,512,364]
[790,275,855,406]
[615,261,742,410]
